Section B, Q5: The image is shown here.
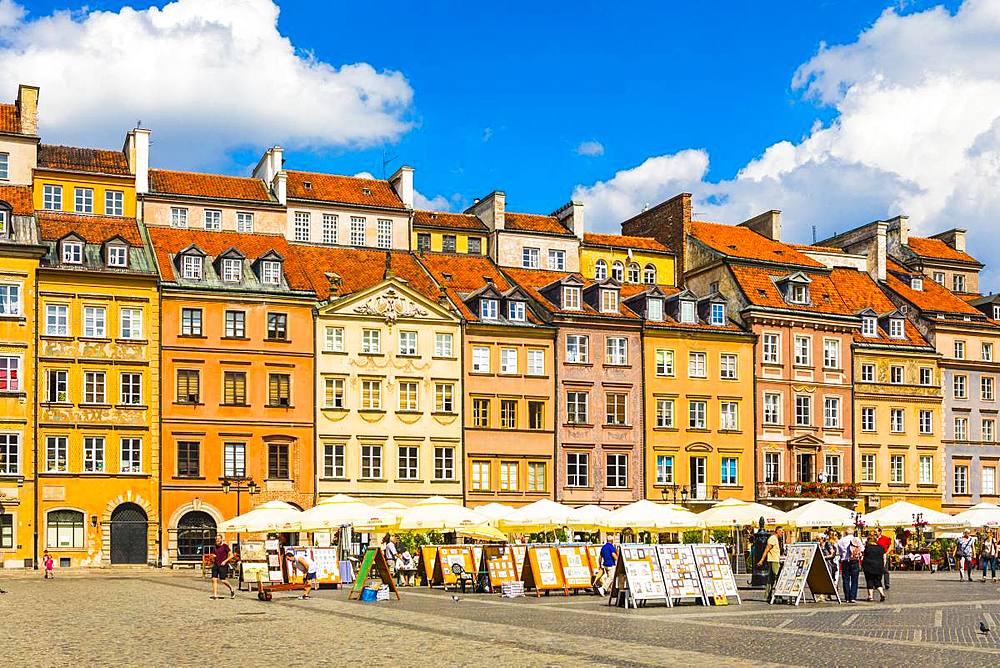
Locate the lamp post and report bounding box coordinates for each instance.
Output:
[852,511,866,535]
[222,476,259,547]
[660,485,680,505]
[681,486,689,506]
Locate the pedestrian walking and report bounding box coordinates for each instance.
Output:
[209,534,236,599]
[956,529,977,582]
[756,526,784,602]
[594,534,618,596]
[42,550,54,579]
[981,533,998,582]
[876,531,893,590]
[862,532,887,602]
[836,528,863,603]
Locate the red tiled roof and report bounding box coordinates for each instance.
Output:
[413,210,487,232]
[286,171,404,209]
[690,220,824,268]
[37,212,143,246]
[790,243,844,254]
[729,265,852,315]
[885,259,984,316]
[149,170,272,202]
[583,233,670,252]
[620,284,744,331]
[38,145,131,176]
[906,236,981,265]
[418,253,542,323]
[504,212,573,236]
[503,267,640,320]
[0,103,21,134]
[0,185,33,215]
[292,245,439,302]
[830,268,930,347]
[146,227,312,291]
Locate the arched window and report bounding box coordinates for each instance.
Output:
[627,263,640,283]
[47,509,84,549]
[611,261,624,282]
[594,259,607,280]
[176,511,217,560]
[643,264,657,284]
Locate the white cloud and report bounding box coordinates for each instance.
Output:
[414,189,452,211]
[574,0,1000,278]
[0,0,413,168]
[575,140,604,157]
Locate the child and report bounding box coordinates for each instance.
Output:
[43,550,54,579]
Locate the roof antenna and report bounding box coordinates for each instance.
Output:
[812,225,817,244]
[381,148,398,178]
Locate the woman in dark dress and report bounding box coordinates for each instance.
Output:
[862,532,887,602]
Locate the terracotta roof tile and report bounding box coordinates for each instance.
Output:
[583,233,670,252]
[413,210,487,232]
[884,259,985,317]
[830,268,930,347]
[286,171,404,209]
[292,245,439,302]
[729,265,852,315]
[691,220,823,268]
[906,236,981,265]
[38,145,131,176]
[37,211,143,246]
[0,185,33,215]
[0,103,20,134]
[418,253,544,323]
[790,243,844,254]
[149,169,273,202]
[503,267,640,320]
[504,212,573,236]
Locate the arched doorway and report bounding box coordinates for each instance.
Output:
[176,511,216,562]
[110,503,148,564]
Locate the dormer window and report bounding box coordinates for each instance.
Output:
[861,316,877,337]
[647,298,663,322]
[680,300,696,324]
[508,301,525,322]
[594,259,608,280]
[910,277,923,291]
[480,298,499,320]
[222,258,242,283]
[710,303,726,326]
[181,255,202,280]
[889,317,905,339]
[600,289,618,313]
[0,208,8,237]
[62,241,83,264]
[611,261,624,282]
[994,305,1000,320]
[563,286,581,310]
[790,283,808,304]
[106,244,128,268]
[260,260,282,285]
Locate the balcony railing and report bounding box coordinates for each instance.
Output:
[656,484,721,504]
[757,481,859,500]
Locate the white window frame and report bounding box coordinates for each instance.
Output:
[361,328,381,354]
[43,184,62,210]
[325,326,344,352]
[260,260,281,285]
[293,211,311,242]
[221,258,242,283]
[688,351,707,378]
[566,335,589,364]
[398,330,418,356]
[83,306,106,339]
[919,409,933,434]
[105,190,124,216]
[861,406,876,432]
[0,283,20,316]
[527,349,545,376]
[605,337,627,366]
[434,332,453,357]
[861,453,876,483]
[74,187,93,214]
[823,338,840,369]
[824,396,841,428]
[204,209,222,231]
[376,218,392,249]
[763,393,781,425]
[500,347,518,374]
[794,335,811,366]
[522,247,540,269]
[548,249,566,271]
[762,332,780,364]
[62,241,83,264]
[600,289,618,313]
[170,207,188,228]
[563,286,581,310]
[322,213,338,243]
[655,349,674,377]
[471,346,490,373]
[236,211,254,233]
[181,254,202,280]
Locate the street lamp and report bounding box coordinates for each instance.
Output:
[222,476,260,547]
[681,486,689,505]
[660,485,680,505]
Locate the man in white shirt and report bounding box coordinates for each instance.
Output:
[836,528,863,603]
[286,550,319,599]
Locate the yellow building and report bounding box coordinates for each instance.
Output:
[580,233,676,288]
[412,210,489,256]
[33,144,137,218]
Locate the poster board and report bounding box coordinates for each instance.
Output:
[521,545,567,596]
[420,546,438,585]
[510,544,527,579]
[348,546,399,601]
[586,545,602,577]
[556,545,594,590]
[770,542,839,606]
[610,544,669,608]
[433,546,477,587]
[655,545,705,604]
[240,562,269,587]
[482,545,519,590]
[264,539,283,583]
[309,546,342,585]
[237,541,270,589]
[691,544,741,605]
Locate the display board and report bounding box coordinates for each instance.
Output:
[420,545,438,585]
[610,544,669,608]
[770,542,840,606]
[240,562,269,587]
[482,545,519,590]
[433,546,477,587]
[301,546,342,585]
[691,544,741,605]
[655,545,705,604]
[240,541,266,562]
[264,539,283,583]
[586,545,602,577]
[521,545,567,596]
[510,544,527,579]
[556,545,594,589]
[349,546,399,600]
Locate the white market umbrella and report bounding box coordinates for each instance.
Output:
[601,499,703,531]
[786,499,855,529]
[567,504,612,530]
[862,500,964,529]
[952,503,1000,529]
[397,496,489,532]
[378,501,407,511]
[474,503,517,522]
[295,494,398,531]
[217,500,301,533]
[498,499,576,532]
[697,497,788,528]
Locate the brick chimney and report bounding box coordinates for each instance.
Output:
[552,200,584,239]
[124,128,150,194]
[884,215,909,257]
[466,191,506,231]
[16,84,39,136]
[620,192,691,284]
[739,210,782,241]
[931,228,967,253]
[389,166,414,209]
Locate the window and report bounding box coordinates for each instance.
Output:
[984,376,995,401]
[181,308,202,336]
[117,307,142,340]
[643,265,656,284]
[224,310,245,338]
[435,333,454,357]
[398,330,417,356]
[861,407,876,432]
[762,333,780,363]
[566,391,589,424]
[323,378,345,409]
[500,399,517,429]
[177,441,200,477]
[120,373,142,405]
[794,335,811,366]
[0,152,6,180]
[120,438,142,473]
[434,383,454,413]
[361,379,382,410]
[350,217,366,245]
[985,343,994,362]
[83,371,106,404]
[376,219,392,249]
[605,337,627,365]
[260,260,282,285]
[647,298,663,321]
[268,373,291,407]
[955,340,966,359]
[170,207,188,228]
[920,367,933,385]
[224,442,246,478]
[655,349,674,376]
[471,346,490,373]
[954,375,968,399]
[794,395,812,426]
[721,457,739,486]
[823,339,840,369]
[480,298,499,320]
[500,347,517,374]
[204,209,221,231]
[62,241,83,264]
[954,274,967,292]
[824,455,840,483]
[527,461,546,491]
[467,237,482,255]
[267,443,289,479]
[0,356,19,392]
[0,283,20,316]
[45,369,68,403]
[611,261,624,282]
[47,510,84,549]
[103,189,124,216]
[434,447,455,480]
[323,443,345,478]
[764,452,781,484]
[527,349,545,376]
[82,306,106,338]
[606,454,627,488]
[790,283,808,304]
[933,271,945,284]
[605,393,627,426]
[890,455,905,484]
[861,316,877,337]
[860,363,875,383]
[890,366,903,384]
[562,286,581,310]
[506,300,527,321]
[322,214,338,243]
[220,258,241,283]
[522,247,539,269]
[688,352,707,378]
[106,244,128,267]
[656,455,674,484]
[46,436,67,472]
[763,393,781,425]
[548,249,566,270]
[984,419,996,443]
[397,381,418,412]
[720,353,738,379]
[566,335,589,363]
[688,400,707,429]
[985,468,997,496]
[679,300,696,324]
[890,408,904,433]
[500,461,519,491]
[720,402,739,430]
[46,304,68,336]
[361,444,382,479]
[361,328,381,353]
[710,303,726,326]
[528,401,544,430]
[919,409,933,434]
[293,211,311,241]
[955,465,969,495]
[655,399,674,428]
[600,289,618,313]
[473,398,490,428]
[74,187,93,213]
[0,433,19,474]
[397,446,418,480]
[627,263,640,283]
[889,318,904,339]
[236,211,253,233]
[181,254,202,279]
[223,371,247,405]
[42,184,62,210]
[919,455,933,485]
[955,417,969,441]
[567,452,589,487]
[594,259,608,280]
[471,460,490,491]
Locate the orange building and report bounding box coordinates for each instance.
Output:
[147,227,315,565]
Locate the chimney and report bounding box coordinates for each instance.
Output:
[620,192,691,285]
[253,146,284,185]
[552,200,585,240]
[465,191,505,231]
[931,228,967,253]
[16,84,39,136]
[884,215,909,257]
[739,210,782,241]
[867,220,888,282]
[274,171,287,205]
[124,128,151,194]
[389,166,414,209]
